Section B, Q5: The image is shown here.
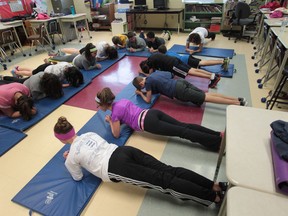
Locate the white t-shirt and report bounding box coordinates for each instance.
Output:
[188,27,208,44]
[65,132,118,182]
[96,41,109,59]
[44,62,73,82]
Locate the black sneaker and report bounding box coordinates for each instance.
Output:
[209,75,221,88]
[238,97,246,103]
[219,182,229,192]
[240,101,248,106]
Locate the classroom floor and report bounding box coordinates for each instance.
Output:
[0,29,286,216]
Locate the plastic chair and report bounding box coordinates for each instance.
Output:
[47,20,65,48]
[1,30,26,58]
[228,2,258,43]
[26,24,50,56]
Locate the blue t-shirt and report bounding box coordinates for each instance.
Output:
[111,99,143,131]
[166,51,189,64]
[145,71,177,99]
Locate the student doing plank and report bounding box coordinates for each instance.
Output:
[54,116,227,207]
[186,27,216,54]
[133,71,247,106]
[139,53,220,88]
[49,43,102,71]
[96,87,223,152]
[0,83,36,120]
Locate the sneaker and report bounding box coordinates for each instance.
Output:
[55,50,66,57]
[160,30,166,38]
[163,32,169,41]
[219,182,229,192]
[139,30,145,40]
[222,57,230,72]
[166,30,172,41]
[11,69,18,78]
[238,97,246,103]
[209,75,221,88]
[48,50,58,57]
[240,101,248,106]
[211,34,216,41]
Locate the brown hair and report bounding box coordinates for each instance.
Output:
[96,87,115,106]
[132,76,144,90]
[54,116,73,134]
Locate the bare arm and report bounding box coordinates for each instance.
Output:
[135,90,152,103]
[105,115,121,138]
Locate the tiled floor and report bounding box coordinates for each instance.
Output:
[0,29,287,216]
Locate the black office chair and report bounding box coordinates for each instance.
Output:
[228,2,257,43]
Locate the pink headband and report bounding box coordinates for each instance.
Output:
[54,128,75,141]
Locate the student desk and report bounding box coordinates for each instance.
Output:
[59,13,92,43]
[259,27,288,92]
[28,17,63,49]
[257,19,284,72]
[227,187,288,216]
[217,105,288,215]
[126,8,184,34]
[0,20,27,56]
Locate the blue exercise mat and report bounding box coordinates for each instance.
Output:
[168,44,235,59]
[0,54,126,132]
[118,48,151,57]
[0,126,27,156]
[81,53,126,80]
[0,79,91,132]
[12,82,159,216]
[178,54,235,78]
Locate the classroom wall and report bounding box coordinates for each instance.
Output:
[131,0,184,30]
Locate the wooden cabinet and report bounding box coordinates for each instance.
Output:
[91,3,115,30]
[183,0,224,33]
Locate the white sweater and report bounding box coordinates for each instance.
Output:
[65,132,118,182]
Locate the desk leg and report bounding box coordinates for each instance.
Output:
[214,129,226,182]
[258,28,271,70]
[12,27,26,56]
[85,18,92,39]
[177,14,180,34]
[272,51,288,90]
[43,24,54,49]
[262,38,278,85]
[73,21,80,42]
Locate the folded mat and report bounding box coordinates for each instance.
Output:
[178,54,235,78]
[270,131,288,195]
[0,126,27,156]
[0,54,126,132]
[168,44,235,59]
[12,82,159,216]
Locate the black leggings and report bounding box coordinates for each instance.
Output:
[108,146,216,206]
[143,109,221,151]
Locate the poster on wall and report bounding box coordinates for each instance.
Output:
[35,0,48,13]
[0,0,33,19]
[9,0,24,12]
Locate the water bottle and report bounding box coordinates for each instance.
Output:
[280,17,288,33]
[70,5,75,15]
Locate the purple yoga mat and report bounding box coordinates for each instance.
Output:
[270,131,288,194]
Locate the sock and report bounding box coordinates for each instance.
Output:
[210,73,215,80]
